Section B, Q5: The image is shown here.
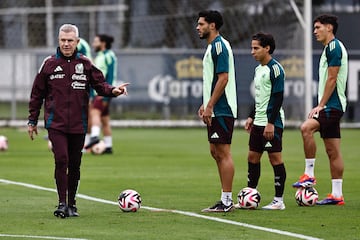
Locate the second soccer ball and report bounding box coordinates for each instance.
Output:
[237,187,261,209]
[118,189,142,212]
[295,187,319,206]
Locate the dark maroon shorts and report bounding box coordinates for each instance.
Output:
[207,116,235,144]
[92,96,111,117]
[314,108,343,138]
[249,125,283,153]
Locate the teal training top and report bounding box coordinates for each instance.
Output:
[318,38,348,112]
[253,58,285,129]
[77,38,92,58]
[92,49,117,101]
[202,35,237,118]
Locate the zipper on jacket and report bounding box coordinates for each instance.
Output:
[67,59,71,133]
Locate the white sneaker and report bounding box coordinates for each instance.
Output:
[262,199,285,210]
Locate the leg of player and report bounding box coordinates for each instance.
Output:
[67,133,85,216]
[262,152,286,210]
[85,107,101,149]
[234,151,261,209]
[83,103,93,153]
[202,143,234,213]
[247,151,262,189]
[48,129,69,218]
[317,138,345,205]
[293,119,320,188]
[101,115,113,154]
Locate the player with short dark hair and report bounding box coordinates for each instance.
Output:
[85,34,117,154]
[77,38,92,58]
[28,24,129,218]
[237,32,287,210]
[196,10,238,213]
[293,14,348,206]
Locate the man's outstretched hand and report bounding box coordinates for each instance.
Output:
[112,83,130,96]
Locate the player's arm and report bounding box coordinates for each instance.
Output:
[264,65,284,140]
[90,64,129,97]
[198,104,204,119]
[28,70,47,140]
[264,92,283,140]
[319,66,340,108]
[90,64,115,96]
[309,42,342,118]
[268,92,284,124]
[203,72,228,126]
[309,66,340,118]
[245,104,255,133]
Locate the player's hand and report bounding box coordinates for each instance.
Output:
[263,123,274,140]
[197,105,204,119]
[308,105,324,119]
[245,117,254,133]
[112,83,130,96]
[202,105,213,126]
[28,125,38,140]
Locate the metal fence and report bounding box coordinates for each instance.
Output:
[0,0,360,125]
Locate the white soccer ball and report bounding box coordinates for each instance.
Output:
[237,187,261,209]
[91,140,106,155]
[295,187,318,206]
[118,189,142,212]
[0,135,8,151]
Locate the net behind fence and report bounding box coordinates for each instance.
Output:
[0,0,359,125]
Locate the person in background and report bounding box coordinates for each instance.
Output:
[84,34,117,154]
[77,38,92,58]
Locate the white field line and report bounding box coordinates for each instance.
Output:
[0,179,323,240]
[0,234,88,240]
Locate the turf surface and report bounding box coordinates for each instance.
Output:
[0,127,359,240]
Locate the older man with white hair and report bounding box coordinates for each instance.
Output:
[28,24,128,218]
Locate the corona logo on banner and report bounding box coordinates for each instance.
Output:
[280,56,304,78]
[148,56,203,103]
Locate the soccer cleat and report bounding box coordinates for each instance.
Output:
[102,147,113,154]
[201,201,234,213]
[292,174,316,188]
[262,199,286,210]
[54,203,68,218]
[316,194,345,205]
[68,205,79,217]
[84,136,100,149]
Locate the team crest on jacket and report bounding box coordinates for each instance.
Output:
[75,63,84,74]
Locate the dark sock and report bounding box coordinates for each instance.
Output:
[273,163,286,197]
[247,162,261,188]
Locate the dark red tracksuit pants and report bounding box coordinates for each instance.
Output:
[48,128,85,206]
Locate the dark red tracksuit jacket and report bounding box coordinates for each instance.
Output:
[28,48,116,134]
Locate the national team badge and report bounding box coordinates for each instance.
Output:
[75,63,84,74]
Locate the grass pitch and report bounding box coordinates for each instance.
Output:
[0,127,359,240]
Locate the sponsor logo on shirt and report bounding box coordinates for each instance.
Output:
[71,74,87,81]
[54,66,63,72]
[49,74,65,80]
[71,81,86,90]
